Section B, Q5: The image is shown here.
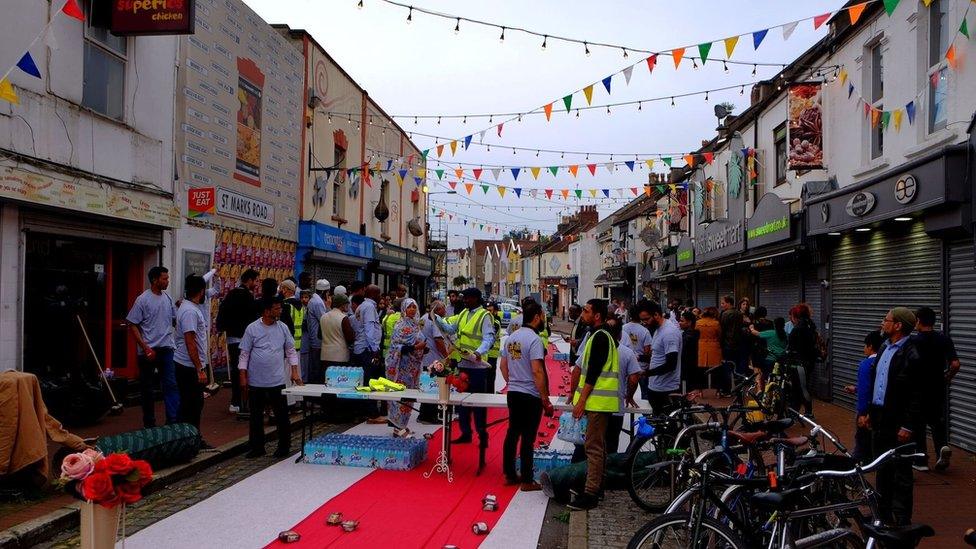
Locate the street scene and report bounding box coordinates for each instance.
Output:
[1,0,976,547]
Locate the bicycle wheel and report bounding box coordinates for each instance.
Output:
[627,512,748,549]
[626,432,677,512]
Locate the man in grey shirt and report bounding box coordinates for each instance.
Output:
[353,285,384,422]
[173,275,209,435]
[302,279,330,384]
[239,297,302,458]
[126,266,177,428]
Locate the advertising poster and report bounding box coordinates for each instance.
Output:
[787,83,824,170]
[176,0,303,240]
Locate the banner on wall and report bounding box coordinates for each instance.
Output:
[787,83,824,170]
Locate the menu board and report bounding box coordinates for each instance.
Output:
[177,0,303,240]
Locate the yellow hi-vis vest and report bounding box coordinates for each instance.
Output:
[290,304,304,351]
[449,307,489,360]
[488,313,502,359]
[539,322,550,350]
[573,329,620,413]
[382,312,401,355]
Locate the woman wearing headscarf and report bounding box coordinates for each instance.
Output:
[385,298,425,435]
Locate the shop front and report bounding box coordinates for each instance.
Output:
[406,250,434,301]
[806,144,975,450]
[692,215,744,309]
[604,265,632,302]
[296,220,372,287]
[743,193,804,319]
[369,241,409,294]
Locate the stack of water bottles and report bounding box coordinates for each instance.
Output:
[516,450,574,482]
[304,434,427,471]
[325,366,364,388]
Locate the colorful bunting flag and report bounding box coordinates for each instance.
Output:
[882,0,900,16]
[848,2,868,25]
[450,140,458,155]
[782,21,798,40]
[455,168,464,179]
[671,48,685,68]
[574,189,583,199]
[645,159,655,170]
[662,157,673,167]
[545,189,553,199]
[491,168,502,180]
[583,85,594,105]
[631,187,639,196]
[414,177,423,186]
[601,76,612,94]
[703,152,714,165]
[813,13,831,30]
[863,102,871,118]
[530,189,538,198]
[448,181,457,190]
[436,144,444,157]
[624,161,635,171]
[549,166,559,176]
[464,183,474,195]
[479,130,486,143]
[961,18,970,40]
[881,111,891,129]
[870,109,881,128]
[511,168,520,180]
[16,52,41,79]
[62,0,85,21]
[588,189,597,198]
[946,44,957,69]
[563,94,573,112]
[602,189,610,198]
[893,109,904,130]
[838,68,848,86]
[684,154,695,167]
[622,65,634,85]
[568,165,579,177]
[848,82,854,98]
[481,185,489,194]
[906,101,916,124]
[435,169,444,179]
[646,54,657,73]
[698,42,712,64]
[560,189,570,199]
[399,169,408,180]
[752,29,768,50]
[605,163,615,173]
[497,123,504,137]
[530,167,541,179]
[463,135,472,150]
[421,149,429,159]
[514,188,522,198]
[587,164,597,176]
[544,103,553,121]
[473,168,482,180]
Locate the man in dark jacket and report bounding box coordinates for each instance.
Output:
[860,307,924,525]
[216,269,260,413]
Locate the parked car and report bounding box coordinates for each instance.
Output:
[497,302,521,329]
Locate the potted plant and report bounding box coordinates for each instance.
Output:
[425,360,469,401]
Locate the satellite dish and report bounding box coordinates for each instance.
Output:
[714,104,730,119]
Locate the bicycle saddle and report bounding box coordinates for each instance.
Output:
[860,523,935,546]
[742,418,794,433]
[749,488,804,510]
[726,430,768,445]
[768,436,809,447]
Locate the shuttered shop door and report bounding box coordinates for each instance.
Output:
[307,261,359,287]
[696,275,718,309]
[802,266,829,398]
[717,275,735,304]
[829,223,942,407]
[946,239,976,452]
[757,266,799,320]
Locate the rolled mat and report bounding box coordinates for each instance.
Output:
[96,423,201,469]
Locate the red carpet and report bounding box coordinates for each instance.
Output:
[266,346,569,548]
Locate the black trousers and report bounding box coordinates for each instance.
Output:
[227,343,243,409]
[175,364,203,430]
[504,391,543,481]
[647,390,675,416]
[353,351,386,418]
[248,385,289,454]
[487,356,498,393]
[913,388,948,463]
[457,367,488,440]
[870,410,914,525]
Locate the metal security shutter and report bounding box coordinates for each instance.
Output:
[803,267,825,332]
[717,275,735,304]
[306,261,359,287]
[696,275,717,309]
[757,266,799,320]
[946,239,976,452]
[22,210,163,247]
[829,222,942,407]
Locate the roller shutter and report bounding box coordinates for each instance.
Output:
[829,222,942,407]
[757,266,799,320]
[305,260,360,287]
[717,275,735,304]
[946,239,976,452]
[803,266,830,399]
[696,275,718,309]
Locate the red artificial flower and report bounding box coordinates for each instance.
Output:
[102,453,134,475]
[130,460,153,488]
[81,472,117,507]
[115,481,143,504]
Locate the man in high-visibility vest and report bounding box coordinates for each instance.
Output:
[567,298,619,511]
[440,288,495,446]
[381,298,403,361]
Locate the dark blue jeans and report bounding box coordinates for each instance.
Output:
[352,350,385,418]
[457,367,488,440]
[138,346,178,428]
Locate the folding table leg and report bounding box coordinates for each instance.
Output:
[295,399,307,463]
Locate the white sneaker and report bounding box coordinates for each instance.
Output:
[229,405,240,413]
[935,446,952,471]
[912,464,929,472]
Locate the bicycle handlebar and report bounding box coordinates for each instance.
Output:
[795,444,922,484]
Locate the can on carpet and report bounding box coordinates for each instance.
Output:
[341,520,359,532]
[327,512,343,525]
[277,531,301,543]
[472,522,490,535]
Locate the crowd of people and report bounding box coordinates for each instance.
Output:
[124,265,961,522]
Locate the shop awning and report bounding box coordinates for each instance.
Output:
[376,260,408,273]
[308,250,369,268]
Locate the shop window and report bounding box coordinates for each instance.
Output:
[927,0,950,133]
[869,42,884,159]
[82,1,126,120]
[773,123,787,186]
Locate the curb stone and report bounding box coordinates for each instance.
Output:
[567,509,588,549]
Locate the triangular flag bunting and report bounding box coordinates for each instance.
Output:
[631,187,639,196]
[839,68,848,86]
[813,13,831,30]
[882,0,899,16]
[45,27,59,51]
[473,168,482,180]
[871,109,881,128]
[448,181,457,190]
[569,165,579,177]
[703,152,714,165]
[454,168,464,179]
[479,130,486,143]
[698,42,712,64]
[545,189,553,199]
[602,189,610,198]
[587,164,597,176]
[961,19,970,40]
[549,166,559,176]
[724,36,739,58]
[605,163,615,173]
[684,154,695,167]
[414,177,423,187]
[563,94,573,112]
[601,76,612,95]
[906,101,916,124]
[848,3,868,25]
[482,185,490,194]
[848,83,855,98]
[491,168,502,181]
[574,189,583,199]
[864,102,871,118]
[464,135,472,150]
[671,48,685,68]
[544,103,553,121]
[622,65,634,85]
[645,159,654,170]
[514,188,522,198]
[583,85,594,105]
[450,140,458,155]
[436,144,444,157]
[588,189,597,198]
[662,157,673,167]
[625,161,635,171]
[893,109,904,130]
[421,149,429,159]
[511,168,520,180]
[646,54,657,73]
[398,169,408,180]
[464,183,474,195]
[463,219,468,225]
[497,123,504,137]
[435,169,444,179]
[752,29,768,50]
[530,189,538,199]
[782,21,799,40]
[62,0,85,21]
[530,167,541,180]
[16,52,41,79]
[881,111,891,129]
[946,44,957,69]
[560,189,570,199]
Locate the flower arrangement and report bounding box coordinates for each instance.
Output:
[425,360,469,392]
[58,450,153,509]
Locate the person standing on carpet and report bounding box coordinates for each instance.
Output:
[239,297,303,458]
[417,300,451,424]
[499,301,553,491]
[440,288,495,448]
[386,299,425,436]
[567,299,619,511]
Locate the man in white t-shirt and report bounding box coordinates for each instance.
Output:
[620,303,653,399]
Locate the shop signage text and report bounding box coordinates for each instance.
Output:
[894,174,918,205]
[747,216,788,240]
[187,187,215,219]
[299,221,372,258]
[374,242,408,265]
[677,250,692,261]
[845,191,876,217]
[695,220,742,257]
[216,187,274,226]
[408,251,433,272]
[112,0,195,35]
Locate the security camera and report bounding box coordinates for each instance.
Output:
[307,89,322,110]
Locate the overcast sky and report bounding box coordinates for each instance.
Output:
[247,0,843,247]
